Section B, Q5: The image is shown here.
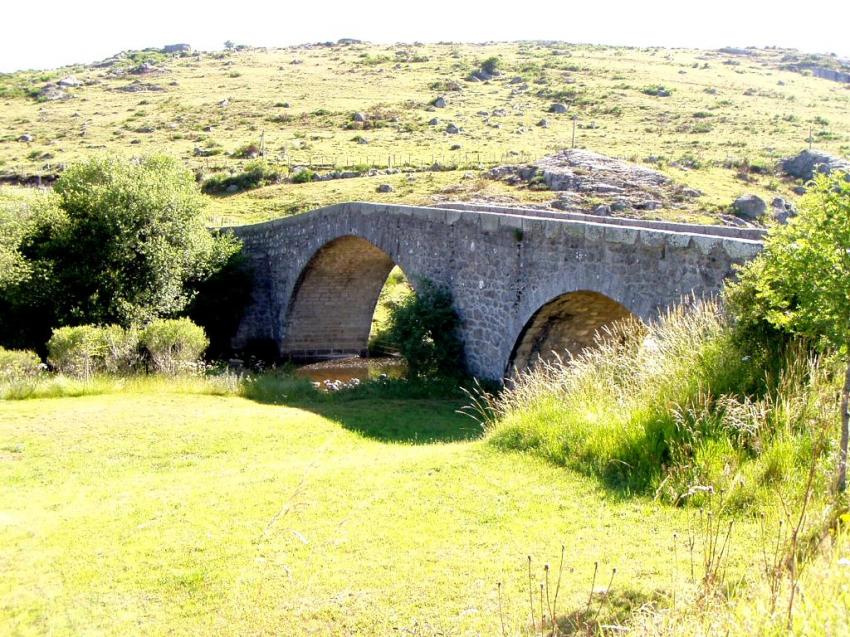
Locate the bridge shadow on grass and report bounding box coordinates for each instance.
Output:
[240,373,484,444]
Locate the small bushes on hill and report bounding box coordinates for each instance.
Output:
[201,161,281,194]
[291,168,315,184]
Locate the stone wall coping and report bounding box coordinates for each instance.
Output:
[224,201,765,249]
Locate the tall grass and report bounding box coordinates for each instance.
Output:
[482,299,838,507]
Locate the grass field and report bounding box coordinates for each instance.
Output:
[0,385,779,636]
[2,42,849,224]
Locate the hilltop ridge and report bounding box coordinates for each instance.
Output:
[1,41,849,225]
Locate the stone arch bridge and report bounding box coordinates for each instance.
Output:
[229,202,763,380]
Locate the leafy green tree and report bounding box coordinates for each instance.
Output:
[727,172,850,491]
[0,156,239,349]
[385,281,464,379]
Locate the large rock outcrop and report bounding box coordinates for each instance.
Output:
[780,149,850,181]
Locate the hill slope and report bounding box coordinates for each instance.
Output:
[1,42,849,224]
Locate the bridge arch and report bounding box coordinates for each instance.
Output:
[281,235,407,360]
[506,290,636,375]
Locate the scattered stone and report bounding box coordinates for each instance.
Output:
[203,125,214,132]
[446,123,460,134]
[57,76,82,88]
[130,62,158,75]
[18,134,33,142]
[549,103,569,114]
[433,96,447,108]
[115,81,164,93]
[733,194,767,220]
[771,197,797,224]
[780,149,850,181]
[792,185,806,195]
[218,98,230,108]
[428,117,440,125]
[591,204,611,216]
[636,200,662,210]
[377,183,393,193]
[537,118,549,128]
[290,58,303,65]
[611,198,630,212]
[37,84,71,101]
[163,43,192,54]
[680,187,703,198]
[352,111,367,122]
[488,149,695,215]
[509,76,524,84]
[450,143,462,150]
[356,136,369,145]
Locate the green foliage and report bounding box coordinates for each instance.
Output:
[482,300,830,507]
[140,318,209,375]
[47,324,140,378]
[0,156,239,350]
[728,172,850,354]
[48,325,107,379]
[201,161,280,194]
[291,168,315,184]
[480,56,501,75]
[187,249,253,359]
[384,281,463,379]
[641,84,672,97]
[0,346,42,381]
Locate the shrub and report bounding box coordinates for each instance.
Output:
[99,324,141,374]
[0,347,42,381]
[47,324,140,378]
[384,281,463,379]
[201,161,280,194]
[480,56,500,75]
[291,168,315,184]
[48,325,107,379]
[0,155,239,350]
[141,318,209,375]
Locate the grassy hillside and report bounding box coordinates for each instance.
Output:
[2,42,849,224]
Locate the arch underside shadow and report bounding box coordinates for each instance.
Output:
[507,290,635,374]
[282,235,397,360]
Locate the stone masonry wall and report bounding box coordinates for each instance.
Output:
[229,202,763,380]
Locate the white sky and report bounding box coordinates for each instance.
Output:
[1,0,848,73]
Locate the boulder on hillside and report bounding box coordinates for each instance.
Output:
[771,197,797,224]
[163,43,192,54]
[780,149,850,181]
[36,84,72,101]
[432,96,446,108]
[733,194,767,220]
[57,76,82,88]
[549,103,569,113]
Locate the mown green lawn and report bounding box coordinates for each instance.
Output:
[1,391,762,635]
